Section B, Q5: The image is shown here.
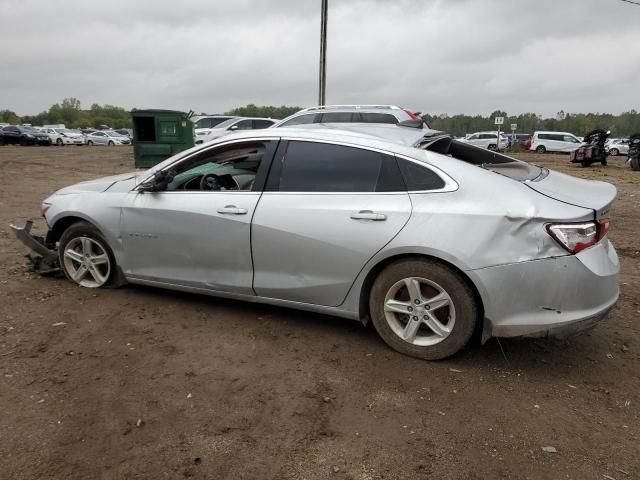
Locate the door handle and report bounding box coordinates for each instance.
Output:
[350,210,387,221]
[217,205,248,215]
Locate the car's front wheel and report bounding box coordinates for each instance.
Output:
[59,222,116,288]
[56,138,64,146]
[609,148,619,156]
[87,140,94,146]
[369,259,478,360]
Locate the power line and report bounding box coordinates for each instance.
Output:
[619,0,640,5]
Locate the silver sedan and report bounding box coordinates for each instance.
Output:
[11,128,619,360]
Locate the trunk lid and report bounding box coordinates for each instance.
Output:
[524,170,616,219]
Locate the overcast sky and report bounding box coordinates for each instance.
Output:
[1,0,639,117]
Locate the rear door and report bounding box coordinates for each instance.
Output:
[251,140,411,306]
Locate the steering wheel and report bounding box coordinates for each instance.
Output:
[200,173,222,191]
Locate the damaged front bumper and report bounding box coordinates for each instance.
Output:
[10,220,60,274]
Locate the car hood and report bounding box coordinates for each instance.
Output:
[54,172,140,195]
[524,170,616,219]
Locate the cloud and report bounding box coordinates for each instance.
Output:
[1,0,639,116]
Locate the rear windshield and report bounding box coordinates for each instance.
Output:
[420,136,544,181]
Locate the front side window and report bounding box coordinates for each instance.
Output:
[467,134,478,140]
[253,119,274,129]
[233,119,254,130]
[278,141,403,193]
[280,114,317,127]
[163,141,272,192]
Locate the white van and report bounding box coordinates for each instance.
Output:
[530,131,583,153]
[459,131,508,150]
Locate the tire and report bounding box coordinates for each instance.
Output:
[107,140,114,146]
[369,259,478,360]
[535,145,546,153]
[58,221,117,288]
[609,148,618,156]
[487,144,497,151]
[87,140,94,146]
[581,161,590,168]
[601,158,607,166]
[56,138,64,146]
[631,157,640,171]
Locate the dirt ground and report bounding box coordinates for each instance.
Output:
[0,145,638,480]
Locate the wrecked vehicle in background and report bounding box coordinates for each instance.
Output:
[11,127,619,360]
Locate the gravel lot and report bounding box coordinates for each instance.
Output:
[0,145,638,480]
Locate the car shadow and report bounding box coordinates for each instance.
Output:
[121,283,610,373]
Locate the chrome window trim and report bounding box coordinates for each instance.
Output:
[135,135,458,195]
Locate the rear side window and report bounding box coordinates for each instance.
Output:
[278,141,404,192]
[396,158,445,191]
[356,113,398,124]
[319,112,354,123]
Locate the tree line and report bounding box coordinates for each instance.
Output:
[2,100,640,137]
[424,110,640,137]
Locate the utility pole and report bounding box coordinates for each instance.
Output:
[318,0,328,106]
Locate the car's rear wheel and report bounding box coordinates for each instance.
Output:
[369,259,478,360]
[535,145,546,153]
[59,222,116,288]
[581,160,590,168]
[609,148,619,156]
[487,143,497,151]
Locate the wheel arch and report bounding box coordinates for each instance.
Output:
[49,214,127,287]
[357,252,487,342]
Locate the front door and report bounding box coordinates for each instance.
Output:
[121,139,277,294]
[251,140,412,307]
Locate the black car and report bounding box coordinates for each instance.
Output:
[0,125,51,146]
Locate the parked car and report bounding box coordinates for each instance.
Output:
[272,105,426,128]
[530,131,583,153]
[605,138,630,156]
[0,125,51,145]
[11,128,618,360]
[191,115,237,130]
[458,131,508,150]
[85,130,131,146]
[195,117,276,144]
[114,128,133,139]
[40,127,85,146]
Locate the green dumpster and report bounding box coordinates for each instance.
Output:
[131,109,194,168]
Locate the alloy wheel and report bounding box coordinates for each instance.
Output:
[383,277,456,346]
[62,237,111,288]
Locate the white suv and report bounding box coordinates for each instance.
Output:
[459,131,508,151]
[530,131,583,153]
[272,105,426,128]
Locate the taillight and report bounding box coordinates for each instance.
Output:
[546,219,610,254]
[404,109,418,120]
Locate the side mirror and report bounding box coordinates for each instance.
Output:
[137,170,175,193]
[229,125,239,131]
